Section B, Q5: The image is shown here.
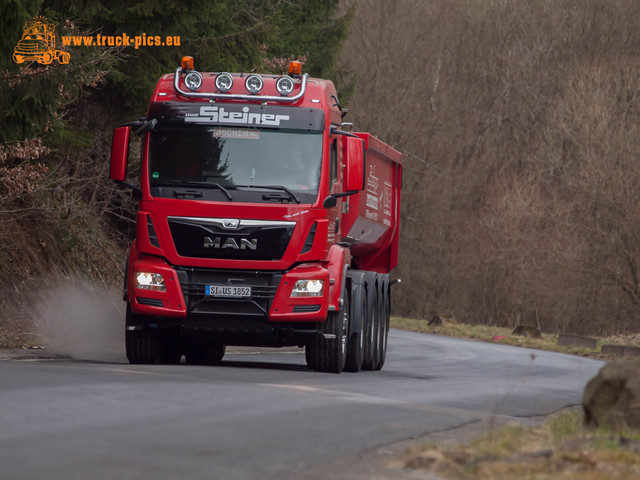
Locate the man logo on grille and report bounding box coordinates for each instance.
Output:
[222,219,240,229]
[203,236,257,250]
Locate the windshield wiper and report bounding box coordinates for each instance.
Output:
[152,180,233,201]
[234,184,301,204]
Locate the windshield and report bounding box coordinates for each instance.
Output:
[149,126,323,200]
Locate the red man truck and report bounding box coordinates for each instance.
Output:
[109,56,403,373]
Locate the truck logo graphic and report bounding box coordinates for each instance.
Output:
[222,219,240,229]
[185,106,290,126]
[13,17,70,65]
[203,236,258,250]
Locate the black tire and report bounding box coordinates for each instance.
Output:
[125,305,180,364]
[345,283,365,372]
[125,305,161,364]
[126,329,161,364]
[305,342,318,370]
[361,279,375,369]
[160,334,182,365]
[375,278,390,371]
[185,343,226,365]
[362,277,381,371]
[314,290,349,374]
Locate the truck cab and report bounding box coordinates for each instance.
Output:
[110,57,403,373]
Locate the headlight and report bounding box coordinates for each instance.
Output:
[215,72,233,92]
[184,71,203,91]
[276,75,295,96]
[245,74,263,94]
[291,279,324,297]
[135,272,166,292]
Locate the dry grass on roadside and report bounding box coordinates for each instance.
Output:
[390,317,640,359]
[391,318,640,478]
[398,409,640,479]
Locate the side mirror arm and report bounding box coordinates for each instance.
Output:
[330,125,359,138]
[115,181,142,199]
[322,190,358,208]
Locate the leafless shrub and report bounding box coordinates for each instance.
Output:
[342,0,640,335]
[262,52,307,73]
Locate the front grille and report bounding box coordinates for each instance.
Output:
[176,268,282,318]
[168,217,295,261]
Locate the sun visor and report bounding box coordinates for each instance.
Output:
[147,102,325,131]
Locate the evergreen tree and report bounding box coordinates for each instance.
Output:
[268,1,353,78]
[1,0,352,143]
[0,1,118,143]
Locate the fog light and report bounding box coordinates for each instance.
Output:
[184,71,203,91]
[135,272,166,292]
[292,279,324,297]
[276,75,295,96]
[245,74,263,94]
[215,72,233,92]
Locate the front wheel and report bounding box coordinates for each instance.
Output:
[125,305,180,364]
[126,328,161,364]
[305,342,318,370]
[313,291,349,374]
[125,305,161,364]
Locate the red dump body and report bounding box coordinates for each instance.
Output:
[342,133,403,273]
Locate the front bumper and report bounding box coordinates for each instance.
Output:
[129,256,330,323]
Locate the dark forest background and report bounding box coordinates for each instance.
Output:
[2,0,640,341]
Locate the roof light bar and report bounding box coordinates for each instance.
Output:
[173,67,308,103]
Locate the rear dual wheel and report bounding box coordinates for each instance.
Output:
[362,279,379,371]
[362,275,389,371]
[375,278,390,371]
[345,283,366,372]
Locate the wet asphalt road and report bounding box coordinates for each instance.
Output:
[0,330,603,479]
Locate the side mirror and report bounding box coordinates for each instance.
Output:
[134,118,157,136]
[110,126,131,182]
[343,136,365,192]
[322,195,337,208]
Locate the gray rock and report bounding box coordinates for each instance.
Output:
[558,333,597,349]
[583,359,640,430]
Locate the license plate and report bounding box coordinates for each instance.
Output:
[205,285,252,298]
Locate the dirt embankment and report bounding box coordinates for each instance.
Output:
[0,210,125,352]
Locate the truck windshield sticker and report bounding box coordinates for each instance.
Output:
[213,128,260,140]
